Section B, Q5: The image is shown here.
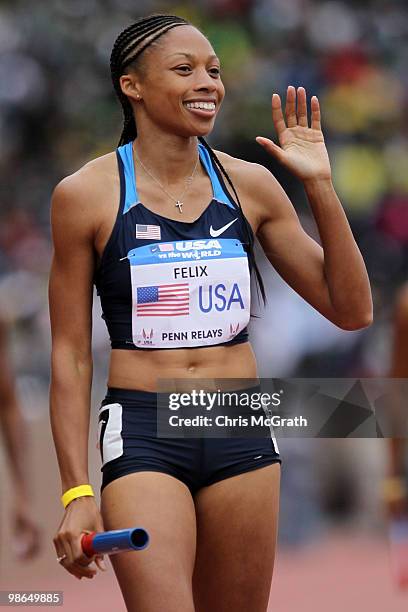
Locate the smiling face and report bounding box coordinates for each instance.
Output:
[119,25,225,138]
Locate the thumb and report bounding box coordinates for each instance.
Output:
[256,137,285,163]
[84,521,107,570]
[95,555,107,571]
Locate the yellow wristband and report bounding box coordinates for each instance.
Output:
[381,476,407,503]
[61,484,94,509]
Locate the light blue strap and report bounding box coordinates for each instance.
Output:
[118,141,235,214]
[198,144,235,209]
[117,142,140,214]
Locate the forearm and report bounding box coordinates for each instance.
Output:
[0,320,31,500]
[50,350,93,494]
[304,177,372,327]
[0,399,31,500]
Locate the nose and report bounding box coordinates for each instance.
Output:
[192,68,218,93]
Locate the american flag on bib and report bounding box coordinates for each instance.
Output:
[158,243,174,251]
[150,242,173,253]
[136,224,161,239]
[136,283,189,316]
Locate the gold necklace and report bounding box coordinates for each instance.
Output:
[133,145,199,213]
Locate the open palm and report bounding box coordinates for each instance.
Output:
[256,86,332,182]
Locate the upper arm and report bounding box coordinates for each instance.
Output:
[49,174,96,361]
[391,285,408,377]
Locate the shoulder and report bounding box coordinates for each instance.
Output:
[213,149,270,185]
[52,151,117,204]
[50,151,118,234]
[213,149,293,228]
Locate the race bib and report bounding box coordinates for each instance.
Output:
[127,238,250,348]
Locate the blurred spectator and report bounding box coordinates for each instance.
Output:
[0,319,42,560]
[384,284,408,520]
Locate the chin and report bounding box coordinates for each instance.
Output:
[178,121,216,139]
[195,125,215,137]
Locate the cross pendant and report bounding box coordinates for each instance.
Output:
[175,200,183,213]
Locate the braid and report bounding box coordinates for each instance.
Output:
[198,137,267,308]
[110,14,190,146]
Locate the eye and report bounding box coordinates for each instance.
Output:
[173,65,221,76]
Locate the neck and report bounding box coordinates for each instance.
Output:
[132,125,200,186]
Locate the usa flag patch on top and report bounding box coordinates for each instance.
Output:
[136,224,161,240]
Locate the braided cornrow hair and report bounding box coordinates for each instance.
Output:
[110,14,189,146]
[110,14,266,306]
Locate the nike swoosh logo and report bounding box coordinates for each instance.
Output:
[209,218,238,237]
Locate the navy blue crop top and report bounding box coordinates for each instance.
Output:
[94,141,254,350]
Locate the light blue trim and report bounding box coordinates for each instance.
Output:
[118,142,140,215]
[118,141,235,215]
[198,144,235,209]
[127,238,246,266]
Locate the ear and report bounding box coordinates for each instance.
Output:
[119,73,142,102]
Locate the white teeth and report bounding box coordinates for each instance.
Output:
[185,101,216,111]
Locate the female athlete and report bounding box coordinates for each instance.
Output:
[49,14,373,612]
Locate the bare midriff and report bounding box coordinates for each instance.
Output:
[108,341,258,392]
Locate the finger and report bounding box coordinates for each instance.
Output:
[54,537,81,579]
[64,538,89,579]
[59,534,93,580]
[271,93,286,137]
[53,537,66,565]
[87,525,107,571]
[255,137,285,164]
[79,528,106,573]
[69,535,97,579]
[95,555,108,572]
[60,558,84,580]
[285,85,297,128]
[297,87,308,127]
[72,559,97,579]
[311,95,321,131]
[54,533,72,565]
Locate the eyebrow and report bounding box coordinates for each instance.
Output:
[166,52,219,62]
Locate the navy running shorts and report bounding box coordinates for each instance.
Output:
[98,386,282,495]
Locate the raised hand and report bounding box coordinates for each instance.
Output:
[256,86,332,182]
